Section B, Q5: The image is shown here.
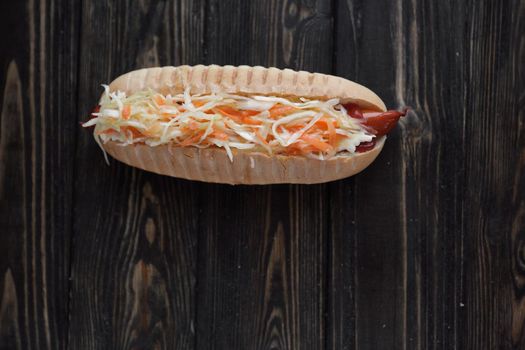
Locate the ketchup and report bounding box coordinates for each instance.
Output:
[355,141,376,153]
[362,108,408,137]
[342,103,408,153]
[344,103,364,119]
[81,105,100,127]
[89,105,100,119]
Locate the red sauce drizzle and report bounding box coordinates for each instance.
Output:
[342,103,408,153]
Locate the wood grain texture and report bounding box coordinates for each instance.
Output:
[0,0,523,349]
[195,185,327,349]
[195,0,332,349]
[68,0,205,349]
[0,0,79,348]
[461,1,524,349]
[331,0,525,349]
[330,0,408,348]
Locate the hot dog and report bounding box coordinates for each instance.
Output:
[83,65,406,184]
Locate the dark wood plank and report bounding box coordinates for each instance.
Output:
[68,0,205,348]
[461,1,524,349]
[0,0,80,349]
[195,0,333,349]
[331,0,525,349]
[0,55,27,350]
[330,1,408,348]
[195,185,327,349]
[0,0,521,349]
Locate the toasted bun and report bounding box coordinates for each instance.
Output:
[101,65,388,184]
[108,65,386,111]
[103,137,385,185]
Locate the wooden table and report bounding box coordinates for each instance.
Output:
[0,0,523,349]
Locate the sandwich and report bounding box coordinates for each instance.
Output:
[83,65,406,184]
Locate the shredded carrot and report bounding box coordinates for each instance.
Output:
[314,120,329,130]
[180,130,205,146]
[160,113,178,120]
[215,106,240,117]
[211,132,228,141]
[334,134,347,143]
[188,121,200,130]
[122,105,131,120]
[154,95,165,105]
[285,125,304,133]
[310,119,336,145]
[98,92,348,157]
[300,134,333,152]
[211,127,228,141]
[322,119,336,146]
[96,129,117,136]
[287,143,317,155]
[243,117,262,125]
[269,105,295,118]
[214,106,244,123]
[285,147,302,156]
[254,130,269,145]
[214,106,260,123]
[144,124,162,137]
[240,110,261,124]
[120,126,143,138]
[241,110,259,117]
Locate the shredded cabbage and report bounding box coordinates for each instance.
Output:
[83,86,375,161]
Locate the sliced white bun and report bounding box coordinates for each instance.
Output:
[100,65,388,184]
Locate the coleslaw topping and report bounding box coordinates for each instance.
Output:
[83,85,377,161]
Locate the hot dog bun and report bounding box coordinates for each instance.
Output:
[103,136,385,185]
[99,65,388,184]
